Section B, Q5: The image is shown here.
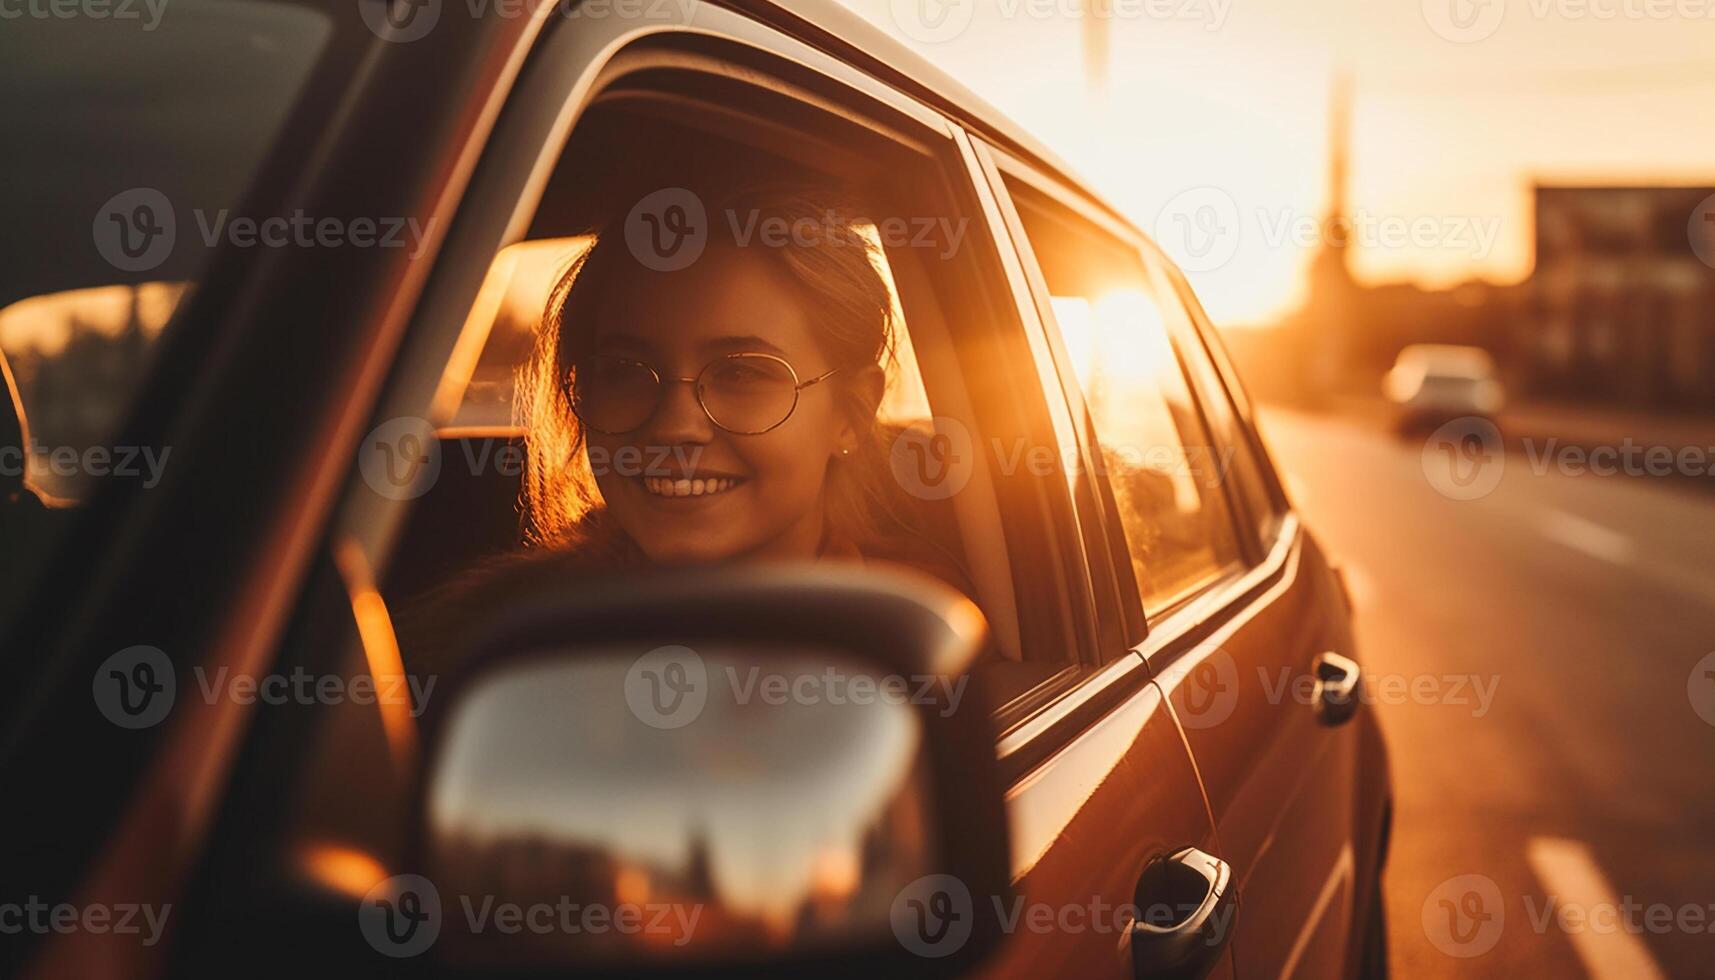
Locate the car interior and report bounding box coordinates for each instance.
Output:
[373,65,1106,717]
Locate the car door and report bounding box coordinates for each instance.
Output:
[977,141,1365,978]
[150,8,1226,978]
[954,132,1232,980]
[1153,256,1386,977]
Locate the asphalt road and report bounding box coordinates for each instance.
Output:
[1258,408,1715,979]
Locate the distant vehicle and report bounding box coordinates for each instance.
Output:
[1384,344,1505,434]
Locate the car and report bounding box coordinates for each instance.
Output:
[1383,343,1505,436]
[0,2,1391,978]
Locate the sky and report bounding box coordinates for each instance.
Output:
[837,0,1715,324]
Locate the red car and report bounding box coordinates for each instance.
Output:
[0,2,1389,977]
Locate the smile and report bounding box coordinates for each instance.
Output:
[640,476,744,498]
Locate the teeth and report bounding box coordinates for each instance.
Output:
[643,476,738,498]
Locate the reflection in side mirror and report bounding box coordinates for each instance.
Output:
[415,565,1011,977]
[427,647,935,965]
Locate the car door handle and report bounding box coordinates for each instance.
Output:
[1128,846,1236,980]
[1313,651,1361,726]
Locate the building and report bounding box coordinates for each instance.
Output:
[1526,185,1715,410]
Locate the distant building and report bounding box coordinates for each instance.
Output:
[1526,185,1715,410]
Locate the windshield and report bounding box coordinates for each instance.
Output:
[0,0,333,624]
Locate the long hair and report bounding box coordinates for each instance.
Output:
[516,182,907,555]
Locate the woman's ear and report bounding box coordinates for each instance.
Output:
[836,363,886,454]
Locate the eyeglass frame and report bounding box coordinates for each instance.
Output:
[568,351,842,436]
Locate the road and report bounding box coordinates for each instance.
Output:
[1257,408,1715,978]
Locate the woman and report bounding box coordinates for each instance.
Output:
[402,183,974,668]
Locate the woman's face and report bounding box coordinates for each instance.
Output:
[581,244,867,565]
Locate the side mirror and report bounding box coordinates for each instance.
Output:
[404,564,1011,976]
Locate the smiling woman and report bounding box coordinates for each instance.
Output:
[396,181,981,673]
[522,184,905,566]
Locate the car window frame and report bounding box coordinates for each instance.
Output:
[194,6,1131,896]
[976,142,1253,634]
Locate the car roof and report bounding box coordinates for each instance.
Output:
[734,0,1144,239]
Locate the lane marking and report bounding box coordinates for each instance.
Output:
[1534,507,1715,605]
[1525,837,1667,980]
[1538,509,1638,566]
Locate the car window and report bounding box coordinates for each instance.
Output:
[359,85,1054,684]
[1150,254,1287,554]
[1001,177,1242,616]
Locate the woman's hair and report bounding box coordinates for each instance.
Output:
[516,181,906,553]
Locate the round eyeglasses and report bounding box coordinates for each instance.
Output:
[570,352,840,436]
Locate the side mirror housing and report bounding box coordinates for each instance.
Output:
[405,564,1011,977]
